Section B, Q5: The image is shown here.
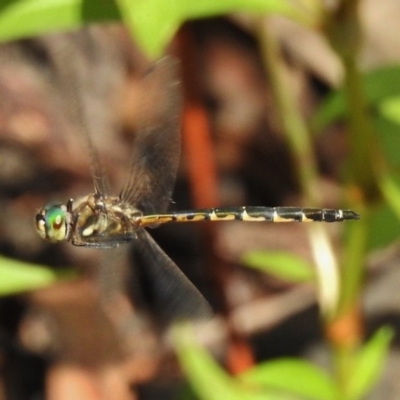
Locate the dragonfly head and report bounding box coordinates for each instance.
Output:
[35,203,70,242]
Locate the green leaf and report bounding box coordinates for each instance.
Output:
[116,0,301,58]
[242,251,315,283]
[378,95,400,125]
[312,65,400,132]
[174,324,286,400]
[367,203,400,250]
[373,115,400,169]
[174,324,252,400]
[379,173,400,222]
[0,0,120,43]
[0,256,73,295]
[346,327,393,400]
[0,0,303,59]
[240,358,339,400]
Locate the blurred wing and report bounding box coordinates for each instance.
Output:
[120,56,182,214]
[45,32,110,196]
[132,229,212,324]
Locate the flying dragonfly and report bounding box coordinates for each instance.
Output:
[34,55,359,320]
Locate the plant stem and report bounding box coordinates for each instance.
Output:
[257,18,342,317]
[257,19,320,205]
[323,0,383,391]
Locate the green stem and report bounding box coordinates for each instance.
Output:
[339,204,369,313]
[342,56,379,197]
[334,344,358,399]
[257,18,347,319]
[324,0,381,393]
[326,2,380,314]
[257,19,320,206]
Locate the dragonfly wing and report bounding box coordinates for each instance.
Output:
[120,56,182,214]
[46,32,110,196]
[131,229,212,324]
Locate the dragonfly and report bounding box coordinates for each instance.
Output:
[34,55,359,320]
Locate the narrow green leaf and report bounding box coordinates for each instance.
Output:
[0,256,73,295]
[378,96,400,125]
[0,0,120,43]
[346,327,393,400]
[116,0,179,60]
[174,324,287,400]
[240,358,339,400]
[374,115,400,169]
[174,324,252,400]
[312,65,400,132]
[242,251,315,283]
[367,203,400,250]
[0,0,303,59]
[116,0,301,58]
[378,173,400,223]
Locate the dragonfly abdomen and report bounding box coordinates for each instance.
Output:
[139,206,359,227]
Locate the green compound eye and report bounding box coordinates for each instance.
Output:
[35,203,69,242]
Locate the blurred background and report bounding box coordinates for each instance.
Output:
[1,0,400,399]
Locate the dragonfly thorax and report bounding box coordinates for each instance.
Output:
[36,194,143,247]
[69,194,143,247]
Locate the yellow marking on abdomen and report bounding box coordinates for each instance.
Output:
[210,212,235,221]
[272,210,294,222]
[241,210,265,221]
